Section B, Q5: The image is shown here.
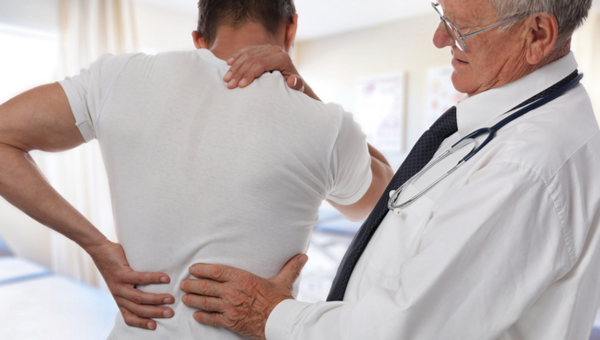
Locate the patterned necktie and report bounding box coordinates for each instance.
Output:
[327,106,458,301]
[326,69,579,302]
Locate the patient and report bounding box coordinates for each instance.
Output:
[0,0,393,339]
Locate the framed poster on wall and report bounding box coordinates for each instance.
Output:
[425,65,466,129]
[355,72,406,153]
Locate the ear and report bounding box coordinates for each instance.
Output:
[283,14,298,52]
[524,13,558,65]
[192,30,209,50]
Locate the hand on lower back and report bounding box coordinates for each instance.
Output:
[180,253,308,340]
[86,241,174,330]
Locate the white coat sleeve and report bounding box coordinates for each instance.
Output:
[265,161,573,339]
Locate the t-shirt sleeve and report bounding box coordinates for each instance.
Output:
[58,53,136,142]
[326,106,373,205]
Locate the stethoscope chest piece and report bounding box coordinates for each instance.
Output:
[387,138,477,214]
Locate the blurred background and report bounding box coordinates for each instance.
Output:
[0,0,599,338]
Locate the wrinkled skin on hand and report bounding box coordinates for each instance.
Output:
[86,241,174,330]
[180,254,308,340]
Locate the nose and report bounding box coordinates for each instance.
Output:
[433,21,453,49]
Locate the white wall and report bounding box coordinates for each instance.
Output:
[0,0,59,267]
[573,7,600,119]
[0,183,53,267]
[0,0,58,33]
[133,0,197,53]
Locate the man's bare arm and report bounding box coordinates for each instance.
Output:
[328,144,393,221]
[0,83,174,330]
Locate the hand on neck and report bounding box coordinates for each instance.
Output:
[202,23,286,61]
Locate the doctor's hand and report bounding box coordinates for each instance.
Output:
[180,254,308,340]
[224,45,320,101]
[86,241,174,330]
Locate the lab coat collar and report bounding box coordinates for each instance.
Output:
[455,52,578,137]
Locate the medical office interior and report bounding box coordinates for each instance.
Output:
[0,0,600,338]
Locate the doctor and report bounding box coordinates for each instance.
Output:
[179,0,600,339]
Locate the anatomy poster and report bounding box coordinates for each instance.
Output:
[425,65,466,129]
[355,72,406,153]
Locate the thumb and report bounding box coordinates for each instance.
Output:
[286,75,305,93]
[274,254,308,286]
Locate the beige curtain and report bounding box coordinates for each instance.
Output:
[59,0,138,75]
[572,8,600,122]
[33,0,138,290]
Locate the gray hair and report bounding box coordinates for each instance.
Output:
[488,0,592,47]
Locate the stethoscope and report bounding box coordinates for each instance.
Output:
[388,72,583,216]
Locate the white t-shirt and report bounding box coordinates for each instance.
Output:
[58,49,372,340]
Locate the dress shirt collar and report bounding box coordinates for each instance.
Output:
[455,52,578,137]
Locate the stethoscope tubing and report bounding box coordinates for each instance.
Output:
[460,73,584,162]
[388,73,583,214]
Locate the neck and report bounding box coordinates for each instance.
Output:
[208,24,284,61]
[538,39,571,69]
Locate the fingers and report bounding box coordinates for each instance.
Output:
[193,311,232,329]
[273,254,308,287]
[226,45,272,67]
[182,293,224,312]
[188,263,239,282]
[227,45,273,66]
[180,278,222,297]
[224,45,288,89]
[120,307,157,330]
[227,53,286,89]
[120,270,170,285]
[286,75,305,93]
[115,296,174,319]
[224,45,272,87]
[227,55,257,89]
[116,284,174,305]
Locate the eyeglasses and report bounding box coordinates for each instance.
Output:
[432,2,528,52]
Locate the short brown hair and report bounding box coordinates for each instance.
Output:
[197,0,296,45]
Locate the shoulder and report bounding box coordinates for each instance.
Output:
[490,84,599,182]
[88,52,145,75]
[482,86,600,261]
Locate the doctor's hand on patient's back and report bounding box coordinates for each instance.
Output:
[180,254,308,340]
[224,45,320,101]
[86,241,175,330]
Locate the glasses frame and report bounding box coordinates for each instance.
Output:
[432,2,528,52]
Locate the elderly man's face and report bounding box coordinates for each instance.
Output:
[433,0,529,96]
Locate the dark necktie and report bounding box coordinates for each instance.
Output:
[326,70,579,302]
[327,106,458,301]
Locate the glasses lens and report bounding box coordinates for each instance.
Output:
[433,3,467,51]
[447,24,466,51]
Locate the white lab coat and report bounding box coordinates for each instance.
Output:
[266,52,600,340]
